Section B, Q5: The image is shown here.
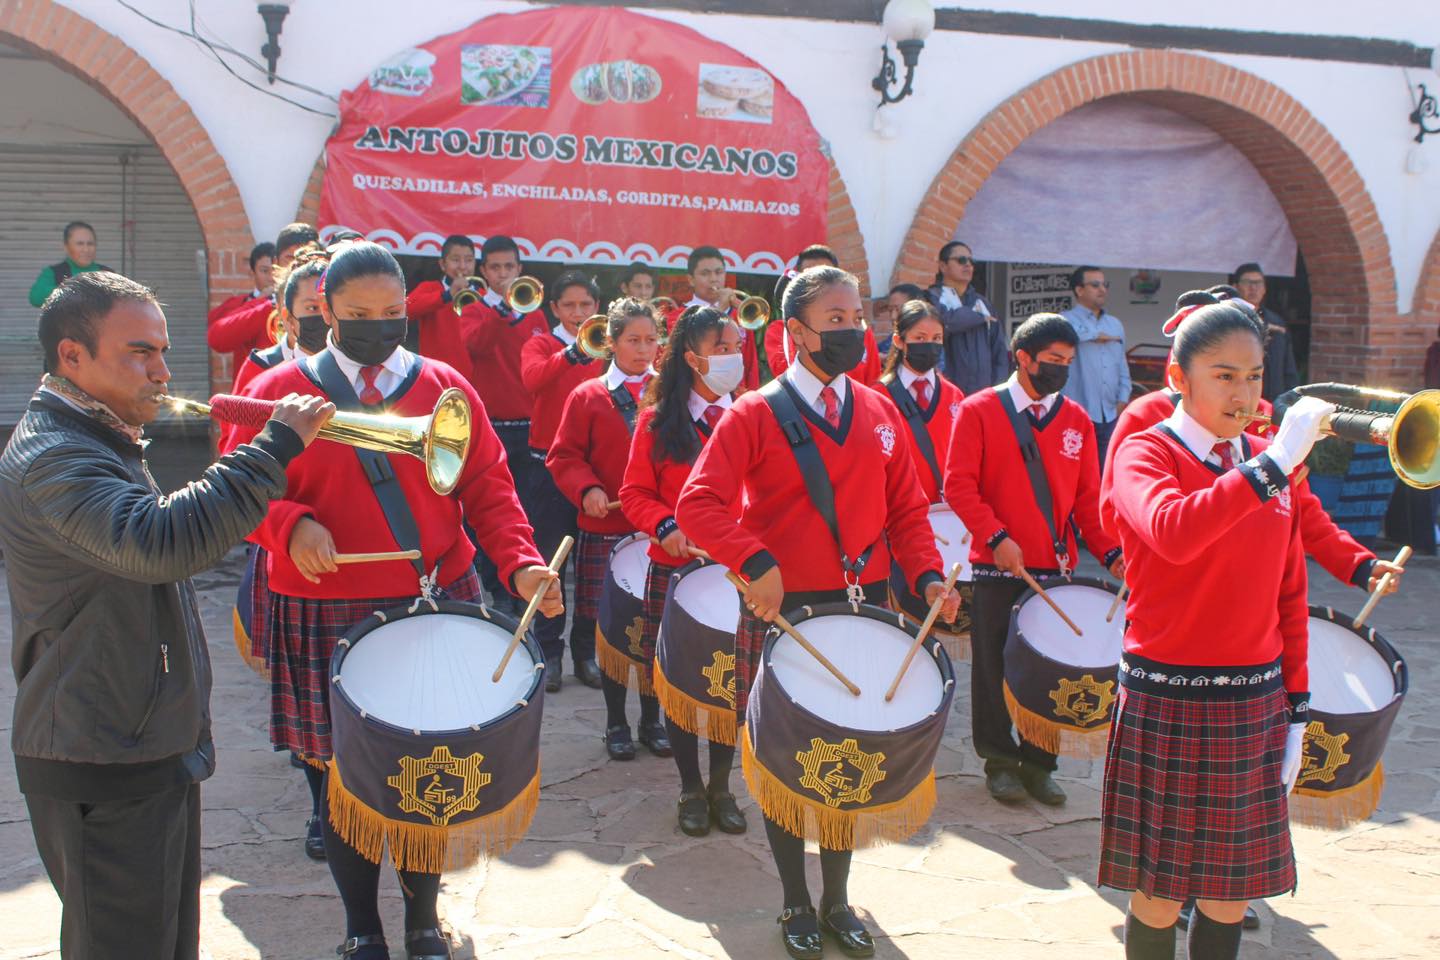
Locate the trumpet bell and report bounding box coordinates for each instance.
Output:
[507,276,544,314]
[451,275,488,315]
[1390,389,1440,489]
[577,314,611,360]
[736,295,770,331]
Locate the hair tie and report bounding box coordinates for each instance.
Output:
[1162,303,1204,337]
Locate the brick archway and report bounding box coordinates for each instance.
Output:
[1,0,253,390]
[1414,227,1440,346]
[894,51,1403,386]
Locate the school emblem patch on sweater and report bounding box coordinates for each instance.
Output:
[1061,427,1084,460]
[875,423,897,456]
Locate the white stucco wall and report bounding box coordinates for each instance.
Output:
[44,0,1440,310]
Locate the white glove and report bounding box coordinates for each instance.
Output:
[1281,722,1307,793]
[1266,396,1335,474]
[938,285,962,310]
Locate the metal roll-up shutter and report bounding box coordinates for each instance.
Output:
[0,143,208,427]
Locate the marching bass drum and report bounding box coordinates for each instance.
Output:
[887,503,972,659]
[654,559,741,745]
[595,532,655,691]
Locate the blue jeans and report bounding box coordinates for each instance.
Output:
[1093,417,1117,469]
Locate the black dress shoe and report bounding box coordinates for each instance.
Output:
[544,660,562,693]
[404,926,452,959]
[605,725,637,760]
[1019,766,1066,806]
[777,906,823,960]
[305,816,327,861]
[820,903,875,958]
[637,719,673,757]
[677,791,711,836]
[574,659,604,689]
[336,933,388,958]
[985,767,1027,803]
[707,790,748,834]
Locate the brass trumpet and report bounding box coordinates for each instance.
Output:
[451,275,488,315]
[450,275,545,316]
[577,313,611,360]
[165,389,473,495]
[735,295,770,331]
[267,307,286,346]
[650,296,678,314]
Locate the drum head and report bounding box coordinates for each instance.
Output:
[673,564,740,633]
[1308,617,1398,714]
[768,612,944,732]
[339,612,536,732]
[609,534,651,600]
[1015,582,1122,668]
[928,504,972,582]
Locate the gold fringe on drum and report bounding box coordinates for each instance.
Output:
[740,728,938,850]
[594,624,655,695]
[652,658,737,746]
[1002,680,1111,759]
[231,611,268,677]
[325,761,541,873]
[1290,763,1386,830]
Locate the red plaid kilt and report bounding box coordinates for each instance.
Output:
[636,561,669,668]
[263,569,481,762]
[1099,664,1296,902]
[575,530,624,620]
[242,545,270,665]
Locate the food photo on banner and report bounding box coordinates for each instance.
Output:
[319,5,830,302]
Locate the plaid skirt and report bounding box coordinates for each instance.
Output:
[239,545,270,666]
[263,569,481,762]
[575,530,624,620]
[1099,659,1296,902]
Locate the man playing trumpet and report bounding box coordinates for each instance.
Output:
[663,245,760,391]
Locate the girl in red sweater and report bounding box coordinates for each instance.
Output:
[620,306,746,835]
[546,299,663,760]
[233,241,561,960]
[875,299,963,503]
[677,266,958,960]
[1101,301,1335,960]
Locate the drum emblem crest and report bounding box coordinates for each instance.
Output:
[625,616,646,658]
[875,424,897,456]
[1299,720,1351,786]
[1061,428,1084,460]
[701,650,737,708]
[795,737,887,807]
[388,745,491,826]
[1049,674,1116,726]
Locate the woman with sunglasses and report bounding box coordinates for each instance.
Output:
[924,241,1008,395]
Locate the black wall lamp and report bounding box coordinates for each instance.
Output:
[258,2,292,85]
[1412,83,1439,144]
[872,0,935,106]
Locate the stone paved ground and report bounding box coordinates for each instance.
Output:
[1,548,1437,960]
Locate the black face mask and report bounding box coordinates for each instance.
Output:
[903,341,943,373]
[800,324,866,377]
[335,317,407,366]
[295,314,329,354]
[1028,360,1069,396]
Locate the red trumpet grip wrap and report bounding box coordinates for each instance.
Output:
[207,393,276,430]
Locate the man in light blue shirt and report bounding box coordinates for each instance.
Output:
[1060,266,1130,464]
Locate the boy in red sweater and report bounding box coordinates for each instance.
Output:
[207,241,274,356]
[209,224,318,378]
[400,233,480,383]
[945,312,1124,807]
[662,245,760,392]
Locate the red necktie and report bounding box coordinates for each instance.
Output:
[703,404,724,431]
[1029,402,1046,419]
[1212,441,1235,471]
[819,386,840,429]
[625,379,643,402]
[913,378,930,408]
[359,365,384,406]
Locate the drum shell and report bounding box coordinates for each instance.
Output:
[596,532,650,672]
[655,559,739,745]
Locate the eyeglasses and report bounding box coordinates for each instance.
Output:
[1083,280,1110,290]
[946,256,974,266]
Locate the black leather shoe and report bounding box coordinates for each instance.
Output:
[336,933,388,958]
[708,790,748,834]
[1019,766,1066,806]
[404,926,452,959]
[637,719,673,757]
[605,725,636,760]
[574,659,604,689]
[777,906,823,960]
[820,903,875,958]
[985,767,1027,803]
[544,660,562,693]
[678,791,711,836]
[305,816,327,861]
[1244,904,1260,930]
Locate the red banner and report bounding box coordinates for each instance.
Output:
[319,6,829,275]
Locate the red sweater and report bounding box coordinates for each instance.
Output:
[663,304,761,391]
[1102,389,1372,586]
[520,331,603,451]
[456,297,552,421]
[546,377,645,535]
[944,387,1119,576]
[676,378,943,592]
[404,281,480,385]
[765,323,883,386]
[874,372,964,503]
[1107,426,1308,694]
[621,404,735,567]
[208,295,275,377]
[227,356,543,599]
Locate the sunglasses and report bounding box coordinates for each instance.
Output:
[946,256,974,266]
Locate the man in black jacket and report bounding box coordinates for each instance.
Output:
[0,271,332,960]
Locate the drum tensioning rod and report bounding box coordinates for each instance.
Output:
[724,570,861,696]
[885,561,963,702]
[492,535,574,682]
[1353,545,1410,628]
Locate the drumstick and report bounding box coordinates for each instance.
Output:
[1106,582,1129,624]
[1018,567,1083,637]
[934,532,950,547]
[1353,545,1410,628]
[724,571,861,696]
[961,531,971,545]
[606,499,622,511]
[647,536,712,562]
[885,561,963,702]
[333,550,421,565]
[492,535,574,682]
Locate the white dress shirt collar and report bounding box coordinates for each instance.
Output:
[604,363,654,390]
[785,358,849,415]
[552,323,577,346]
[1004,372,1057,415]
[324,337,412,401]
[687,389,733,423]
[897,364,937,393]
[1164,401,1242,466]
[278,338,297,363]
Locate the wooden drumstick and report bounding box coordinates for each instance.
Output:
[1018,567,1083,637]
[1106,582,1129,624]
[492,535,574,682]
[647,536,712,562]
[933,532,951,547]
[885,562,963,702]
[1353,545,1410,629]
[724,571,861,696]
[606,499,622,511]
[961,531,971,545]
[333,549,421,565]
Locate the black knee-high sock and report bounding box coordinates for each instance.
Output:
[1187,909,1242,960]
[398,868,445,952]
[763,815,812,908]
[601,674,630,729]
[817,846,853,910]
[667,721,704,793]
[303,761,324,818]
[1124,912,1176,960]
[639,692,660,726]
[707,741,736,793]
[319,778,384,948]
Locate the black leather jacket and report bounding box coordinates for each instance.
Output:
[0,393,302,799]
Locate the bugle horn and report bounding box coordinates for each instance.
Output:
[451,275,488,315]
[576,313,611,360]
[164,389,473,496]
[507,276,544,314]
[736,295,770,331]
